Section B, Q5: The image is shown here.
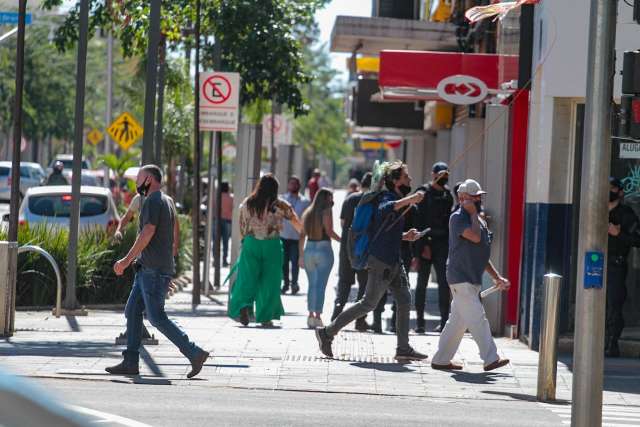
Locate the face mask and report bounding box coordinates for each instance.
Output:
[137,178,151,196]
[399,185,412,196]
[609,191,619,202]
[438,177,449,186]
[474,201,483,212]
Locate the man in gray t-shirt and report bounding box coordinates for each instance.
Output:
[431,179,511,373]
[107,165,208,379]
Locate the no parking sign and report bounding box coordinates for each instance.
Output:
[199,71,240,132]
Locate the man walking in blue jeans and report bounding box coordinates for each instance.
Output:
[106,165,209,377]
[281,176,310,295]
[315,161,428,361]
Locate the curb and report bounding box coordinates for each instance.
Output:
[559,337,640,358]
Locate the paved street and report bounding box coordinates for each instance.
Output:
[2,257,640,426]
[2,191,640,426]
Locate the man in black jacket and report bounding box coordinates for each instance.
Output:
[413,162,454,333]
[606,177,640,357]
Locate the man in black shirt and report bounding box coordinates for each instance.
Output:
[332,173,374,331]
[413,162,454,333]
[606,177,639,357]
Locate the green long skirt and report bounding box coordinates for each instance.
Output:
[228,236,285,323]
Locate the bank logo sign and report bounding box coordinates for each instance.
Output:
[436,75,488,105]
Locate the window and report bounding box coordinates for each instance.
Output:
[29,194,108,217]
[0,167,9,177]
[20,167,30,178]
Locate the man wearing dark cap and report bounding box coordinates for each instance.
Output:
[413,162,454,333]
[606,177,640,357]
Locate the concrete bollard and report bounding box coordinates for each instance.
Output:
[537,273,562,402]
[0,241,18,337]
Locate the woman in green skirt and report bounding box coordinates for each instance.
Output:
[229,174,302,327]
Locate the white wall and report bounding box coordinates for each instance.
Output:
[525,0,639,204]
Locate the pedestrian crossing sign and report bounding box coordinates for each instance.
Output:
[87,128,104,146]
[107,112,143,151]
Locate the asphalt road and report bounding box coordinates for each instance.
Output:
[36,378,563,427]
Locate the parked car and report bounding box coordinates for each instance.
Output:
[18,186,120,234]
[0,161,46,202]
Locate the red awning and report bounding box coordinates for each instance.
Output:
[378,50,518,102]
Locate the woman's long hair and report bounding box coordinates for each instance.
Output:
[302,188,333,239]
[246,174,279,218]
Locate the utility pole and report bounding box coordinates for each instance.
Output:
[191,0,202,305]
[270,101,276,173]
[104,25,113,188]
[155,36,167,165]
[66,0,90,310]
[1,0,27,337]
[141,0,161,164]
[571,1,618,426]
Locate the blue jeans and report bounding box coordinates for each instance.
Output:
[213,219,232,262]
[123,267,202,367]
[281,238,300,288]
[304,241,334,313]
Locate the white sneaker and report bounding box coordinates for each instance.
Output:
[307,316,316,329]
[314,317,324,328]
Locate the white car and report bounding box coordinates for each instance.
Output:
[0,161,46,202]
[18,186,120,233]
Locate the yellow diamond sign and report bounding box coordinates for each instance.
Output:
[107,112,143,151]
[87,128,104,146]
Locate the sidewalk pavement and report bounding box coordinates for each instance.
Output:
[1,257,640,414]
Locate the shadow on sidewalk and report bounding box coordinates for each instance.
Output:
[482,390,571,405]
[350,362,415,373]
[450,371,510,385]
[0,340,120,358]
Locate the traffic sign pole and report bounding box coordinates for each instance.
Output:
[104,27,113,188]
[192,0,202,306]
[66,0,90,311]
[571,1,618,426]
[213,41,223,291]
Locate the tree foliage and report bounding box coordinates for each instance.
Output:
[42,0,330,116]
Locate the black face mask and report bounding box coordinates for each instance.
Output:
[436,175,448,186]
[474,201,483,212]
[137,179,151,196]
[609,191,620,202]
[399,185,412,196]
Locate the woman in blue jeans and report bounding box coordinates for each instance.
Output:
[299,188,341,328]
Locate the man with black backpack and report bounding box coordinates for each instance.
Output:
[315,161,428,361]
[413,162,454,333]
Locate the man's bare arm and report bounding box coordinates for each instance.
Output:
[461,214,482,243]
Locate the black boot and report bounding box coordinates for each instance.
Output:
[355,317,369,332]
[371,311,383,334]
[281,284,290,295]
[606,338,621,358]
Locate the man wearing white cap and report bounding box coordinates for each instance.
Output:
[431,179,511,372]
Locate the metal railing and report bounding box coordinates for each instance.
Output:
[17,245,62,318]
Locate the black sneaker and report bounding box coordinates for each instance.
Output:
[105,361,139,375]
[355,318,369,332]
[187,350,210,378]
[315,327,333,358]
[291,284,300,295]
[395,347,429,362]
[371,322,383,334]
[281,285,289,295]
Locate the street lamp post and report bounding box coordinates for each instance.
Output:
[141,0,161,164]
[65,0,90,311]
[571,0,618,426]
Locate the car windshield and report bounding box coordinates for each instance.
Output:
[28,194,108,217]
[54,159,89,170]
[0,167,8,177]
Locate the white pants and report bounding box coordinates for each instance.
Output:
[432,282,499,366]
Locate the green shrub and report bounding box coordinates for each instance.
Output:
[0,214,193,307]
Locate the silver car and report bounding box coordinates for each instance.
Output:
[0,161,46,202]
[18,186,120,233]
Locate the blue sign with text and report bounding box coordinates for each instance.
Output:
[584,251,604,289]
[0,12,33,25]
